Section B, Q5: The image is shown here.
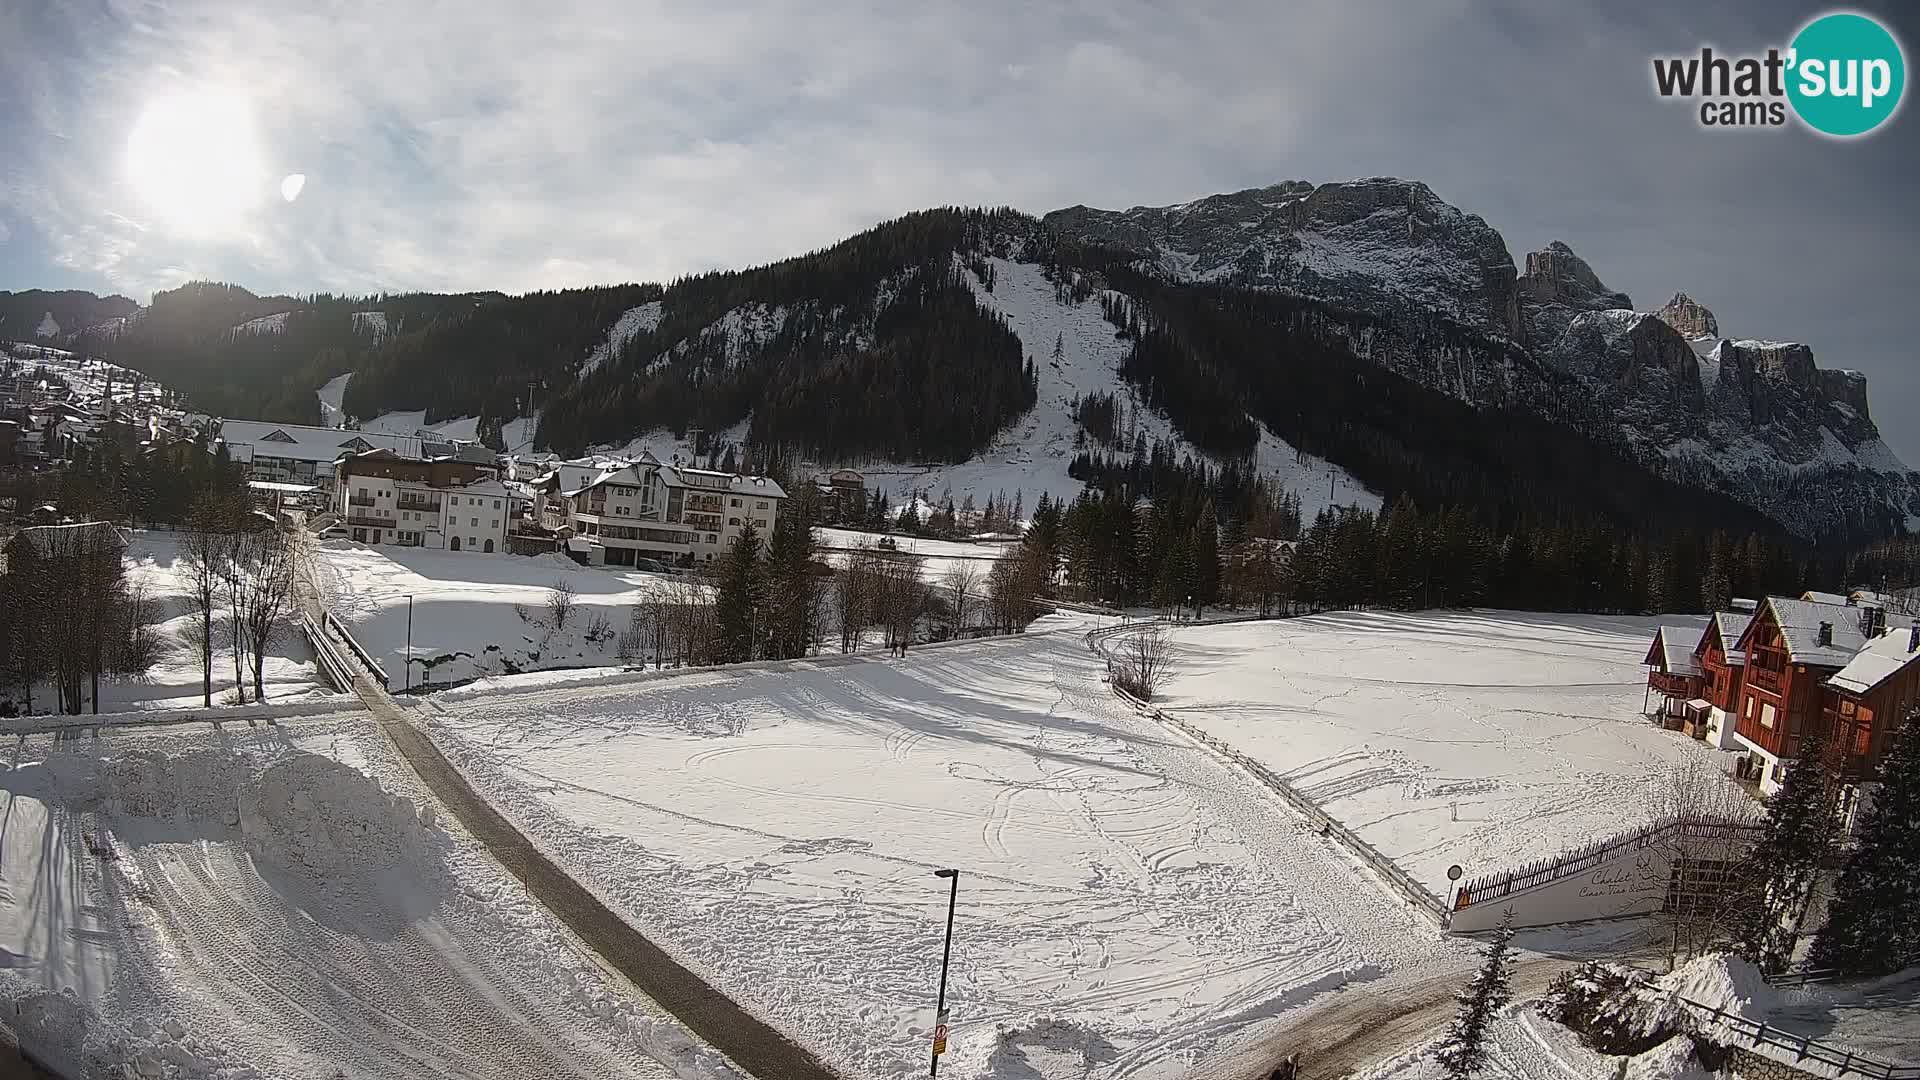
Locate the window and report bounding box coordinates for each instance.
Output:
[756,500,767,509]
[730,498,741,507]
[468,536,477,548]
[493,499,501,509]
[728,517,740,526]
[490,519,499,529]
[1760,702,1777,729]
[470,517,479,527]
[706,533,717,544]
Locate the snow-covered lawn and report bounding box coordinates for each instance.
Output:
[312,542,707,688]
[425,616,1462,1079]
[1154,611,1731,895]
[0,713,729,1079]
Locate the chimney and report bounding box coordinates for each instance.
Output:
[1817,621,1833,647]
[1910,620,1919,654]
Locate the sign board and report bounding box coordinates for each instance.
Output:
[932,1008,951,1056]
[1446,864,1464,882]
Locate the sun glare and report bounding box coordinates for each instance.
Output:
[125,89,269,233]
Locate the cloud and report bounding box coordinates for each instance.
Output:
[0,0,1915,460]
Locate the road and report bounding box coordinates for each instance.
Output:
[299,557,839,1080]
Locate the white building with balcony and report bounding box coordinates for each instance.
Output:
[333,449,512,554]
[537,451,786,567]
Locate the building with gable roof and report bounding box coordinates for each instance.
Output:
[332,448,510,554]
[534,451,785,567]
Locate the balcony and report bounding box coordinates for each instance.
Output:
[346,513,394,528]
[1647,670,1702,698]
[684,512,722,531]
[1748,665,1785,693]
[396,498,442,513]
[348,496,378,508]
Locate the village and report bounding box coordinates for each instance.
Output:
[3,336,1919,1080]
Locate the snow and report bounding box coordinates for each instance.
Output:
[351,309,388,342]
[426,620,1457,1078]
[3,343,176,417]
[230,311,291,336]
[854,255,1374,521]
[1153,610,1739,893]
[815,526,1014,584]
[315,371,352,427]
[1358,1005,1633,1080]
[582,301,664,376]
[4,531,340,716]
[34,311,60,338]
[0,713,734,1079]
[311,541,707,688]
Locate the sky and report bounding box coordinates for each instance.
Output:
[0,0,1915,460]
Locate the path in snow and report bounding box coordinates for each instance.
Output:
[426,618,1468,1079]
[0,715,707,1079]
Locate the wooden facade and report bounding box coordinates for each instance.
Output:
[1695,614,1747,713]
[1825,622,1920,779]
[1734,605,1837,765]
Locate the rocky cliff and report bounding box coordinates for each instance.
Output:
[1047,181,1918,538]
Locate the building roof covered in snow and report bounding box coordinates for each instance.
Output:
[218,419,421,464]
[568,452,788,500]
[7,520,127,559]
[1826,623,1920,696]
[1646,625,1703,675]
[1744,596,1871,668]
[1800,590,1850,607]
[1703,610,1754,664]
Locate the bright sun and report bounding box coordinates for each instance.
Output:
[125,89,269,233]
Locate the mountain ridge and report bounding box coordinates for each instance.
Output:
[8,179,1915,541]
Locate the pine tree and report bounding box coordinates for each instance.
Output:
[1702,533,1733,614]
[1436,913,1516,1078]
[1808,709,1920,975]
[714,523,763,663]
[1736,723,1842,973]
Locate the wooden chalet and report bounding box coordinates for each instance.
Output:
[1690,610,1752,748]
[1731,596,1887,793]
[1643,625,1710,731]
[1823,619,1920,780]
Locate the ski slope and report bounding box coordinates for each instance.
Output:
[426,616,1463,1079]
[0,713,732,1079]
[1154,611,1738,893]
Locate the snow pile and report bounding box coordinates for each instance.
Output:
[100,749,251,820]
[1657,953,1778,1021]
[238,752,435,878]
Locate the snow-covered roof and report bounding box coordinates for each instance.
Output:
[1702,611,1754,665]
[1826,624,1920,696]
[9,521,127,557]
[1647,626,1703,675]
[456,478,512,498]
[1748,596,1871,668]
[1801,590,1850,606]
[570,458,788,500]
[219,419,420,464]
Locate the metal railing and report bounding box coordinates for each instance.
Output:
[323,611,389,689]
[1452,817,1762,911]
[1678,997,1920,1079]
[1084,620,1451,924]
[300,612,358,692]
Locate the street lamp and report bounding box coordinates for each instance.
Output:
[404,594,413,691]
[930,868,959,1078]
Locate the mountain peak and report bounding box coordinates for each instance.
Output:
[1655,292,1719,339]
[1517,241,1630,311]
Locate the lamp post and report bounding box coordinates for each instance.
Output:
[930,868,959,1078]
[404,594,413,691]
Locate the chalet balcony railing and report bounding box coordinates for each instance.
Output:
[684,512,722,531]
[686,495,724,513]
[1648,670,1702,697]
[1748,665,1785,692]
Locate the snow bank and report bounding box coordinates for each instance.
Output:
[239,753,436,879]
[1658,954,1778,1020]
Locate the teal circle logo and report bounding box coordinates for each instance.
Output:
[1787,12,1906,137]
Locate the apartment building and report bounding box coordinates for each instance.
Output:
[537,451,786,567]
[332,449,511,554]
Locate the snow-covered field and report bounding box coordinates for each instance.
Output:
[313,541,706,687]
[1154,611,1733,895]
[815,526,1014,584]
[0,713,730,1079]
[426,616,1465,1079]
[5,342,176,417]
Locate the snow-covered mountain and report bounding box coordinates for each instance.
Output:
[1043,178,1918,537]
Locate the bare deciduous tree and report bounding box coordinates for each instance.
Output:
[547,579,579,630]
[1110,624,1172,701]
[1650,755,1764,969]
[175,513,225,708]
[232,526,300,701]
[943,561,982,635]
